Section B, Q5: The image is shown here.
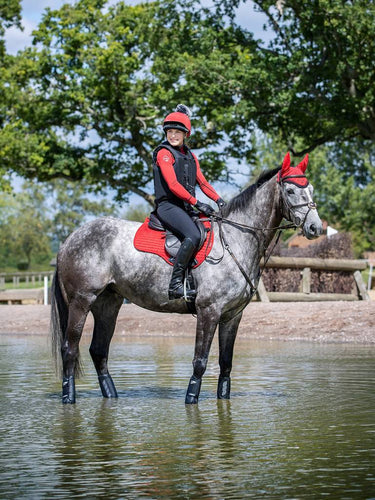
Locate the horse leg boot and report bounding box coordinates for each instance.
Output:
[168,238,196,301]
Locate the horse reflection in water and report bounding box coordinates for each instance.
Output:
[51,153,322,404]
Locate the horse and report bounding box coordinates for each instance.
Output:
[51,152,322,404]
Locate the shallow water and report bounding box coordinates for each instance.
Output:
[0,334,374,499]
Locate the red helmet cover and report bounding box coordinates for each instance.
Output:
[163,111,191,137]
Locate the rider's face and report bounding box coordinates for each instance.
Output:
[166,129,186,147]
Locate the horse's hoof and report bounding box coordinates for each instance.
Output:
[217,376,231,399]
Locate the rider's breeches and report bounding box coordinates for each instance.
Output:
[156,201,201,248]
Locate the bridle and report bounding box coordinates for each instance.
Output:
[204,174,318,297]
[278,175,318,229]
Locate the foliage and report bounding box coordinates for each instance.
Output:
[0,184,52,269]
[47,179,117,246]
[0,179,117,270]
[0,0,22,57]
[262,233,355,293]
[0,0,374,255]
[1,0,254,203]
[122,203,150,223]
[215,0,375,154]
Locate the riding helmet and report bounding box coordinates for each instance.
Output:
[163,104,192,137]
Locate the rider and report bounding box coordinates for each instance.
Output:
[153,104,226,301]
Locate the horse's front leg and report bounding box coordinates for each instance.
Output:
[90,291,124,399]
[185,305,220,405]
[217,311,243,399]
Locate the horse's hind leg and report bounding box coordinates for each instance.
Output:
[90,290,124,398]
[62,299,92,404]
[217,312,243,399]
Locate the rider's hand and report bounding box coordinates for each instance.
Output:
[216,198,227,211]
[195,200,215,216]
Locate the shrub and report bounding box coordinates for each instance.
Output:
[261,233,355,294]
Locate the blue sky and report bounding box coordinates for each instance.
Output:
[5,0,271,54]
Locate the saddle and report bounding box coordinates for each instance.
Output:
[133,213,214,268]
[148,211,208,262]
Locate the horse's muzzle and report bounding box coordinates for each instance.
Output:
[303,219,323,239]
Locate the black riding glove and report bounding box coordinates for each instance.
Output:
[216,198,227,211]
[194,200,215,216]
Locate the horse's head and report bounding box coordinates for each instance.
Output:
[277,152,323,239]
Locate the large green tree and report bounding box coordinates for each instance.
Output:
[0,0,22,190]
[1,0,256,203]
[216,0,375,154]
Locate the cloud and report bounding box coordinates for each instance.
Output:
[4,19,35,55]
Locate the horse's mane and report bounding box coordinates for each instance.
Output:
[223,166,281,216]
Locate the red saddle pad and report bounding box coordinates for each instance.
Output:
[133,217,214,268]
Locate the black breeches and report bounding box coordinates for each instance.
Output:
[156,202,201,248]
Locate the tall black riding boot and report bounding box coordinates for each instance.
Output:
[168,238,196,301]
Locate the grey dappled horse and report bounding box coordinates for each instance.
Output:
[51,153,322,404]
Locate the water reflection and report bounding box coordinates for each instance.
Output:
[0,335,374,498]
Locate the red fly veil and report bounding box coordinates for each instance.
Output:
[277,152,309,187]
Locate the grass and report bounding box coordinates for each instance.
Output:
[3,282,46,290]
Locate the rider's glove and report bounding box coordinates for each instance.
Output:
[216,198,227,211]
[194,200,215,216]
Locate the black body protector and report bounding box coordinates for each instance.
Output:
[152,141,199,303]
[153,141,197,210]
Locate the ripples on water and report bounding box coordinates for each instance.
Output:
[0,334,374,499]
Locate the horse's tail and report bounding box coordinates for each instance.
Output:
[50,269,68,376]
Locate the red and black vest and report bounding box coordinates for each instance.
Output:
[153,141,197,206]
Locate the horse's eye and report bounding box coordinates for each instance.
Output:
[287,188,295,195]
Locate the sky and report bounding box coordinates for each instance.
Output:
[4,0,271,205]
[5,0,271,55]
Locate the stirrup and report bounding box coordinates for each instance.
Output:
[168,283,196,301]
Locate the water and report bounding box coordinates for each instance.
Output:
[0,334,374,499]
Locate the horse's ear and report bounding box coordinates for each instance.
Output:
[297,154,309,173]
[282,152,291,172]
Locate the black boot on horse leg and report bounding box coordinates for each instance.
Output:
[98,374,118,398]
[217,376,231,399]
[168,237,196,301]
[185,375,202,404]
[62,375,76,404]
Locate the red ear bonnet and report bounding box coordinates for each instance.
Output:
[277,152,309,187]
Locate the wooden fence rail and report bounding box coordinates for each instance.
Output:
[0,260,370,303]
[0,271,54,289]
[257,256,369,302]
[0,271,54,304]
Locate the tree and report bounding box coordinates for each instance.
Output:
[215,0,375,155]
[1,0,259,203]
[0,0,22,190]
[0,179,117,270]
[48,179,117,246]
[0,0,22,57]
[0,183,52,269]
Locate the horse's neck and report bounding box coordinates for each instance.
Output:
[224,177,282,261]
[232,177,282,245]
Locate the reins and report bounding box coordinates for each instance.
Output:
[202,176,317,298]
[206,213,295,296]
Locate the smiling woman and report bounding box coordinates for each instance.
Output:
[152,104,226,300]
